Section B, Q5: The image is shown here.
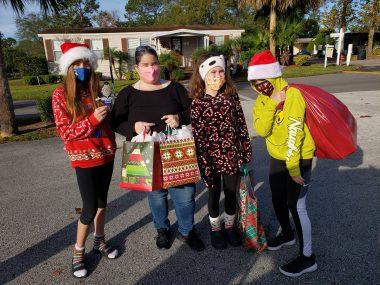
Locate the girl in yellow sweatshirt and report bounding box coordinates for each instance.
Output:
[249,50,317,278]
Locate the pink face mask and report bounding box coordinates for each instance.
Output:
[137,65,160,83]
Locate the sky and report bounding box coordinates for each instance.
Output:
[0,0,126,39]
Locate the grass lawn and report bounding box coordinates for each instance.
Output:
[9,79,137,101]
[0,122,57,144]
[233,63,360,82]
[282,63,360,78]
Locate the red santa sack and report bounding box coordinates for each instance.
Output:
[288,84,357,160]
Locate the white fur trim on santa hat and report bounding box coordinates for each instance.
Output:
[199,55,225,80]
[59,46,98,75]
[247,61,282,81]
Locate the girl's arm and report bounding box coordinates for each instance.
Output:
[283,88,307,177]
[252,95,277,137]
[233,93,252,163]
[191,100,214,189]
[110,88,135,140]
[52,88,100,142]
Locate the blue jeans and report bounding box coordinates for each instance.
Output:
[147,184,196,236]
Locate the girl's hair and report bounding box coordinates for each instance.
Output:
[135,45,159,65]
[63,60,102,123]
[189,52,237,99]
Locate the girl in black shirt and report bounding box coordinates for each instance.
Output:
[111,46,204,251]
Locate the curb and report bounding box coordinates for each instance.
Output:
[342,70,380,75]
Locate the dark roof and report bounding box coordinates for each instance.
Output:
[39,25,243,34]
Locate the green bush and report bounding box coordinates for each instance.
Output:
[40,74,61,84]
[372,46,380,56]
[95,72,103,79]
[124,70,139,80]
[160,66,170,80]
[24,76,39,85]
[171,68,186,81]
[36,96,53,122]
[159,52,181,73]
[294,55,310,66]
[20,57,48,76]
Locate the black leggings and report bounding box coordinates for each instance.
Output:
[208,173,240,218]
[269,157,313,256]
[75,161,114,225]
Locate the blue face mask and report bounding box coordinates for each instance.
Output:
[74,67,90,82]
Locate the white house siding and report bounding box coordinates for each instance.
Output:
[38,29,244,77]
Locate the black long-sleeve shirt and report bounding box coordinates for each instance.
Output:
[111,81,191,140]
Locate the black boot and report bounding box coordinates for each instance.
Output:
[210,230,227,250]
[224,227,242,247]
[156,229,171,250]
[178,229,205,251]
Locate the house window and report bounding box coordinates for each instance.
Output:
[214,36,224,46]
[91,39,103,59]
[53,40,64,62]
[128,38,141,58]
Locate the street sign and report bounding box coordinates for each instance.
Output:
[324,44,335,68]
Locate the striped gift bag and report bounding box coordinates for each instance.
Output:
[159,138,201,189]
[238,168,267,252]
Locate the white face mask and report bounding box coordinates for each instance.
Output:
[206,76,226,91]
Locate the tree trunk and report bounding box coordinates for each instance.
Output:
[367,0,379,56]
[340,0,350,53]
[269,1,277,55]
[0,35,18,137]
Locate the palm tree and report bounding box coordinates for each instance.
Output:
[367,0,379,56]
[240,0,323,55]
[0,0,63,137]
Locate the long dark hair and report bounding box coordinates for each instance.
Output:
[189,52,237,99]
[63,60,101,123]
[135,45,158,65]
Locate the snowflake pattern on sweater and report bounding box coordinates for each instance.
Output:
[52,85,116,168]
[191,92,252,190]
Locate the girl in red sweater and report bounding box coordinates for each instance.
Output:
[52,42,118,279]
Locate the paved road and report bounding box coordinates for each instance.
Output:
[1,89,379,284]
[237,72,380,101]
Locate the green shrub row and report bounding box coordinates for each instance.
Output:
[23,75,63,85]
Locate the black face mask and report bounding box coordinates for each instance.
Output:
[253,79,274,96]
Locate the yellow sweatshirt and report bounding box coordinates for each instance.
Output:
[252,77,315,177]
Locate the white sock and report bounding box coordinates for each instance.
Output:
[209,215,221,231]
[75,244,85,251]
[224,213,235,229]
[73,244,87,278]
[107,249,118,259]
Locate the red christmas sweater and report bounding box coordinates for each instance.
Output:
[52,85,116,168]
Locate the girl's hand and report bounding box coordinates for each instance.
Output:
[291,175,305,185]
[135,122,155,134]
[162,114,179,128]
[270,90,286,105]
[93,106,109,122]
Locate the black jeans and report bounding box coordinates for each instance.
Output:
[269,157,313,256]
[75,161,114,225]
[208,173,240,218]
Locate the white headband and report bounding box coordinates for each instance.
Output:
[199,55,226,80]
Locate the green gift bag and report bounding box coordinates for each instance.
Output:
[119,141,163,192]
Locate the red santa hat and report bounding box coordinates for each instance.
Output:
[59,42,98,75]
[247,50,282,81]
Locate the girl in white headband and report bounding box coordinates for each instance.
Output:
[189,53,252,249]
